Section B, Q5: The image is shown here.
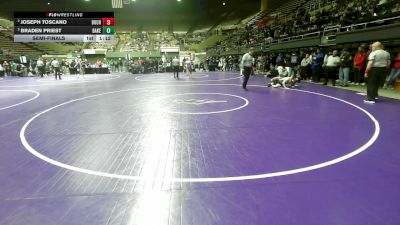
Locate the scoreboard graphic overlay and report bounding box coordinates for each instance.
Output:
[14,12,114,42]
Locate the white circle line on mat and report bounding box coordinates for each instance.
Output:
[19,84,380,183]
[135,73,242,83]
[0,90,40,111]
[0,74,120,88]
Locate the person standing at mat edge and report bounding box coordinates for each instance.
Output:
[172,56,180,79]
[51,58,61,80]
[241,47,255,90]
[364,42,391,103]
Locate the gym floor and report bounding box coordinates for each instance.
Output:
[0,72,399,225]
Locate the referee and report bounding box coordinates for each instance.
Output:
[241,47,255,90]
[364,42,391,103]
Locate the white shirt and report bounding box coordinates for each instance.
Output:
[51,60,60,68]
[301,57,311,67]
[172,58,180,66]
[326,55,340,67]
[36,60,44,67]
[368,49,390,67]
[241,53,254,68]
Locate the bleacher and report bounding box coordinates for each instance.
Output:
[88,36,119,51]
[207,0,400,55]
[248,0,307,26]
[0,32,43,57]
[304,0,338,13]
[269,0,307,18]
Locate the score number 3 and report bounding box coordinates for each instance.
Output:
[102,18,115,26]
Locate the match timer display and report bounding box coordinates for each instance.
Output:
[14,12,115,42]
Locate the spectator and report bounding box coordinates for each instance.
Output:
[15,64,24,76]
[385,49,400,89]
[11,61,17,76]
[2,61,10,76]
[354,46,368,85]
[172,56,180,79]
[0,63,4,77]
[51,58,61,80]
[339,48,352,86]
[36,58,45,78]
[311,49,325,82]
[300,53,312,80]
[324,50,340,86]
[290,52,300,77]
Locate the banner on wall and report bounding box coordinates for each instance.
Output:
[83,49,107,55]
[160,46,179,53]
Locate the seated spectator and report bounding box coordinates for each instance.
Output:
[15,64,24,76]
[265,65,279,78]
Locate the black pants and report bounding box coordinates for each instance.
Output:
[54,67,61,80]
[242,67,252,88]
[353,68,364,84]
[173,66,179,79]
[300,66,308,79]
[38,66,45,77]
[312,65,322,82]
[325,67,337,86]
[367,67,387,101]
